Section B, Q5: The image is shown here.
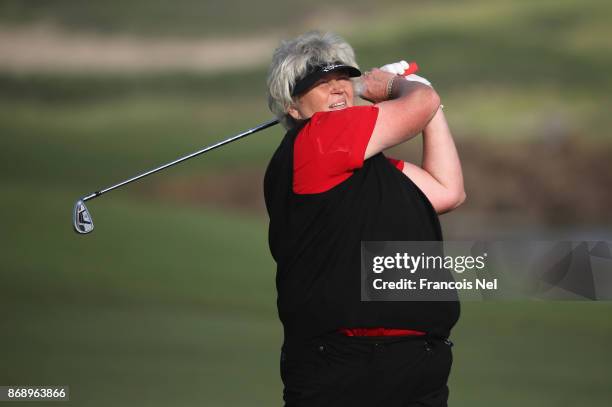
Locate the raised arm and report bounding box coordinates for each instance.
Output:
[401,107,466,214]
[359,68,440,160]
[359,66,465,214]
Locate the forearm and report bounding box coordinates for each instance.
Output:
[363,72,441,159]
[389,78,441,132]
[421,108,465,198]
[400,107,465,213]
[370,61,465,212]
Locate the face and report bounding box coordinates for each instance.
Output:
[288,71,354,121]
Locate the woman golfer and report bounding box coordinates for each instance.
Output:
[264,31,465,407]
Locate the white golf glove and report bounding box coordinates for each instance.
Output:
[380,60,432,87]
[380,60,409,75]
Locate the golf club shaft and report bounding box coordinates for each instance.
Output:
[81,118,279,202]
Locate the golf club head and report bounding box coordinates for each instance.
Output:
[73,199,94,234]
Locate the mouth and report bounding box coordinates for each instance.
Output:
[328,101,347,110]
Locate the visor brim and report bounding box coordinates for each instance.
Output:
[292,65,361,96]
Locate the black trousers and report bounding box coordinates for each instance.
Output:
[280,333,453,407]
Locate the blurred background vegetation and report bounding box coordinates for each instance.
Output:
[1,0,610,405]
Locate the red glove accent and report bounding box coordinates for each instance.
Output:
[402,61,419,76]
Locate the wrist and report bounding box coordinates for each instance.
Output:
[388,76,420,99]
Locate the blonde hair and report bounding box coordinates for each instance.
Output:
[266,31,359,129]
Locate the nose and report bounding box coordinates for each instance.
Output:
[329,79,345,93]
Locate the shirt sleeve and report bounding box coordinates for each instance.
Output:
[386,156,405,171]
[310,105,379,171]
[293,106,379,194]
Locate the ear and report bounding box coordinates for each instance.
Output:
[287,103,302,121]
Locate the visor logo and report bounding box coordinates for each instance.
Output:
[322,64,343,72]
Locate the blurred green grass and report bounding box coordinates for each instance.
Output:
[1,0,610,153]
[0,0,407,37]
[1,0,611,405]
[1,183,282,405]
[0,182,276,310]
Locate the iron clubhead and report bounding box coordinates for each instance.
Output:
[73,199,94,234]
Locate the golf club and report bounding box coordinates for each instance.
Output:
[73,118,279,235]
[73,62,421,235]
